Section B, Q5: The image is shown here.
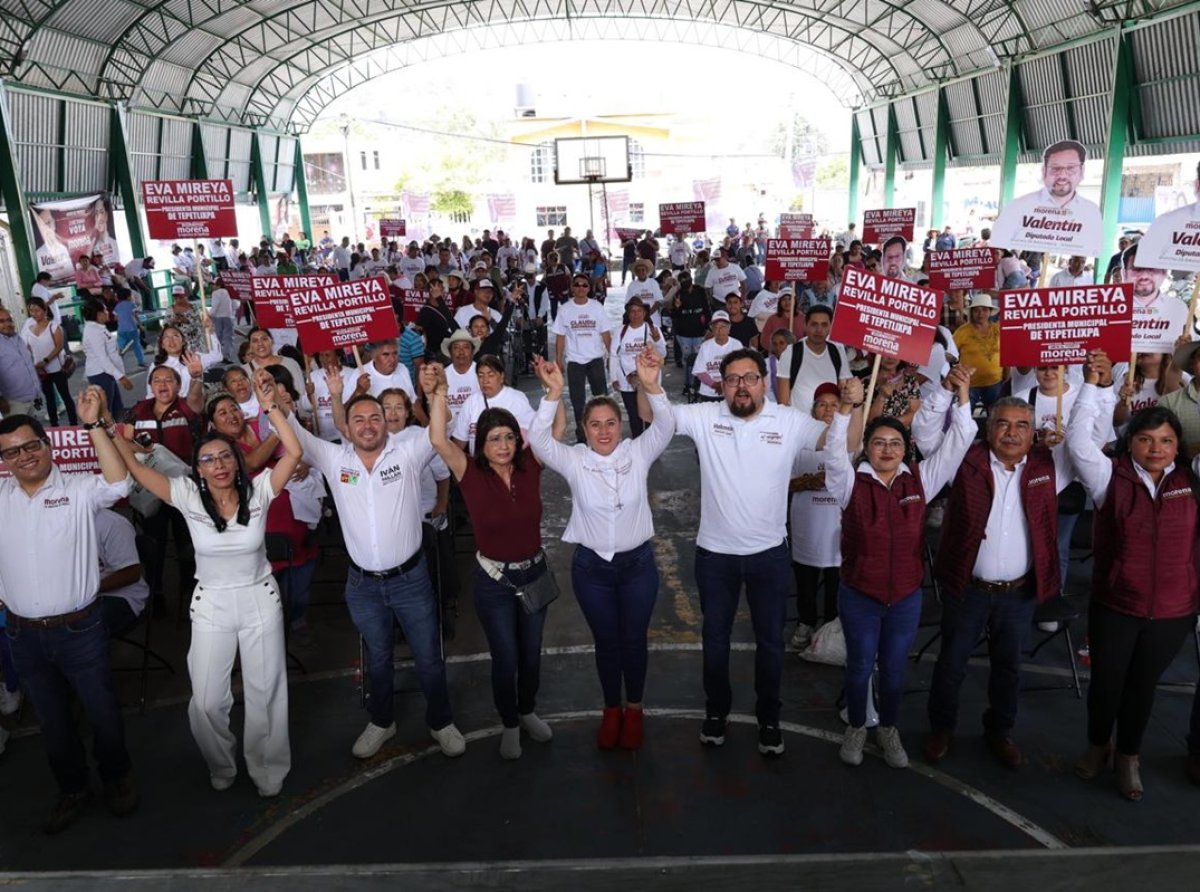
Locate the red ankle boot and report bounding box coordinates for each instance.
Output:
[619,707,644,750]
[597,707,622,749]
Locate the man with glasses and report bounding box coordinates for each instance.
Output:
[0,309,41,416]
[553,273,612,442]
[990,139,1103,256]
[652,348,839,756]
[0,389,138,832]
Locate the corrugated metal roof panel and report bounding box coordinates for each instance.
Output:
[945,78,983,158]
[160,117,191,158]
[1130,12,1200,141]
[46,0,145,45]
[160,29,227,67]
[158,155,191,180]
[226,160,252,193]
[126,112,159,155]
[856,109,882,167]
[28,28,106,84]
[893,98,922,164]
[63,148,107,192]
[140,60,194,97]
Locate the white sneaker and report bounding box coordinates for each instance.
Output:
[352,722,397,759]
[210,774,235,792]
[519,712,553,742]
[256,783,282,798]
[789,623,815,651]
[430,723,466,757]
[876,725,910,769]
[499,727,522,760]
[0,724,8,756]
[840,726,868,766]
[1037,621,1060,632]
[0,686,20,716]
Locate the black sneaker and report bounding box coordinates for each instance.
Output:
[758,725,785,757]
[44,790,91,834]
[103,775,139,818]
[699,716,726,747]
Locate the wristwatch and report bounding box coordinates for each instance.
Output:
[82,420,105,431]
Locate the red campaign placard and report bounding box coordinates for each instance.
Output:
[830,267,944,365]
[614,227,644,243]
[999,283,1133,367]
[659,202,706,235]
[379,219,407,239]
[252,275,334,329]
[219,269,254,303]
[142,180,237,240]
[861,208,916,244]
[399,288,426,325]
[0,427,99,478]
[778,213,814,239]
[287,276,399,352]
[927,247,997,291]
[765,238,832,282]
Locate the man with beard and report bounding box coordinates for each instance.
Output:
[652,348,838,757]
[881,236,911,282]
[1120,241,1188,354]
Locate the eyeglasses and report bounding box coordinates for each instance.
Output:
[1046,164,1081,176]
[869,438,906,451]
[0,438,47,461]
[197,450,236,467]
[722,373,763,387]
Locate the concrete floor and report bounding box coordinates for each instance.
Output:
[2,287,1200,885]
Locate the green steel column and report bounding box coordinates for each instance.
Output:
[930,88,950,229]
[999,64,1024,209]
[1099,35,1134,283]
[191,122,209,179]
[848,113,862,225]
[250,131,272,239]
[883,103,898,207]
[0,81,39,292]
[294,138,313,238]
[110,104,146,260]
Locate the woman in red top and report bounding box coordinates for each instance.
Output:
[757,293,805,352]
[423,359,565,760]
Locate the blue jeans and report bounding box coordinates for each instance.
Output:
[838,584,923,728]
[696,542,790,725]
[211,315,235,363]
[572,542,659,707]
[969,381,1004,414]
[88,372,124,416]
[471,562,548,726]
[344,557,453,730]
[677,336,703,391]
[117,329,145,365]
[926,582,1038,735]
[6,606,132,793]
[0,611,18,692]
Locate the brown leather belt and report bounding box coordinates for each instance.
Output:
[7,600,98,630]
[970,575,1031,594]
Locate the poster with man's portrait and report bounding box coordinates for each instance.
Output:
[991,140,1104,257]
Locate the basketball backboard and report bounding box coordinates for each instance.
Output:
[553,136,632,185]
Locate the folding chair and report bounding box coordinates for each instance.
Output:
[110,534,176,712]
[265,532,307,675]
[1023,596,1083,699]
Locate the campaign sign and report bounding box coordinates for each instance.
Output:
[252,275,334,328]
[927,247,997,291]
[765,238,831,282]
[659,202,706,235]
[0,427,99,478]
[398,288,426,325]
[830,267,944,365]
[287,276,399,352]
[999,283,1132,366]
[1136,201,1200,273]
[861,208,916,244]
[1131,295,1189,354]
[614,227,643,243]
[379,219,407,239]
[779,212,814,239]
[219,269,254,303]
[142,180,237,240]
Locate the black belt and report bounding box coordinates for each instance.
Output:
[349,550,422,580]
[971,575,1031,594]
[7,600,98,630]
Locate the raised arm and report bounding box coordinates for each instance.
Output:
[421,362,468,481]
[1067,351,1116,506]
[527,355,575,474]
[630,347,675,463]
[78,387,131,487]
[916,365,975,497]
[254,373,303,495]
[183,351,206,415]
[824,378,866,509]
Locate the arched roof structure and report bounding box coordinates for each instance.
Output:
[2,0,1190,134]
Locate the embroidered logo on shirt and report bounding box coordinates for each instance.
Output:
[42,496,70,508]
[379,465,404,485]
[339,468,360,485]
[898,494,924,506]
[1026,474,1052,487]
[1162,487,1193,500]
[712,423,734,438]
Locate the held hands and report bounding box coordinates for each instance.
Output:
[838,377,864,413]
[77,386,105,425]
[1084,350,1113,386]
[420,362,448,397]
[635,346,664,393]
[532,355,565,398]
[354,374,371,396]
[943,365,974,403]
[253,371,277,408]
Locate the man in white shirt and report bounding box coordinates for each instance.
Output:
[209,278,237,362]
[332,237,352,281]
[625,260,664,328]
[0,392,138,832]
[30,271,63,325]
[453,278,503,330]
[668,237,692,271]
[399,242,425,281]
[360,339,424,423]
[706,249,748,305]
[1050,255,1091,287]
[664,348,830,757]
[776,305,850,414]
[553,272,613,441]
[286,392,465,760]
[96,508,150,638]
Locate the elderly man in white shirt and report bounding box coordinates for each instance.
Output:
[284,390,464,761]
[0,389,137,833]
[1050,255,1092,287]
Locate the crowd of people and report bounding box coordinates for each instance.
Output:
[1,207,1199,840]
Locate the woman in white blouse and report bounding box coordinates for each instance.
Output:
[82,299,131,415]
[529,347,674,751]
[112,374,302,798]
[21,296,77,425]
[609,296,667,439]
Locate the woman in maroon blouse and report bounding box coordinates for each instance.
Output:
[422,358,565,760]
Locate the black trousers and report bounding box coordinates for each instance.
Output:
[1086,601,1192,755]
[792,562,840,627]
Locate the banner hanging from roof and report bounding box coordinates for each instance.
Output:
[28,193,118,283]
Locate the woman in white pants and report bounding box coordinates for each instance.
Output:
[113,374,302,796]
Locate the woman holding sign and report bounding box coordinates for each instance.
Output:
[823,365,974,769]
[1068,352,1199,801]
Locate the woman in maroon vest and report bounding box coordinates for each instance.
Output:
[1068,352,1199,800]
[824,365,975,769]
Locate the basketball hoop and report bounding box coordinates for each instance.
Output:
[580,157,606,181]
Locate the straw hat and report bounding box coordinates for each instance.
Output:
[441,329,481,358]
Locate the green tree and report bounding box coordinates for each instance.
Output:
[816,157,849,189]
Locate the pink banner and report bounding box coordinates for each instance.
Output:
[487,194,517,223]
[692,177,724,232]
